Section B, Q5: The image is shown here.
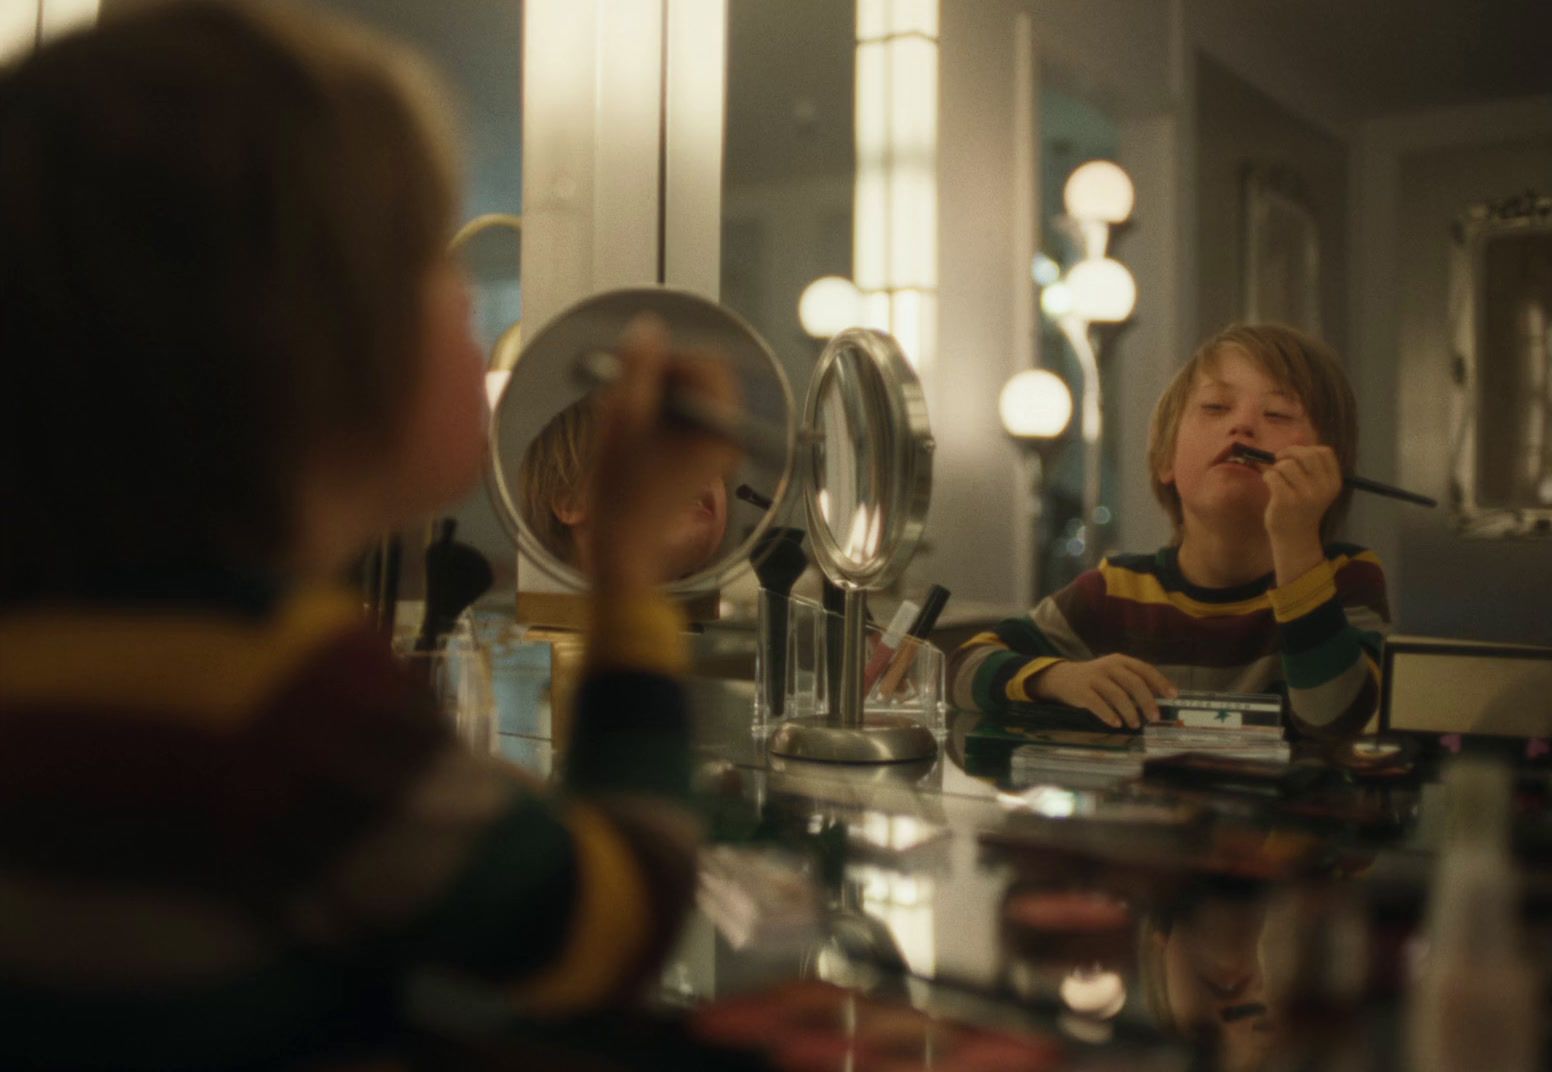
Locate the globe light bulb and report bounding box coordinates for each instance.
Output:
[999,369,1073,439]
[1031,252,1062,287]
[1039,280,1075,320]
[1066,257,1136,323]
[798,275,862,338]
[1063,160,1134,224]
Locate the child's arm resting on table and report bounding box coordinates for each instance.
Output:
[949,573,1175,730]
[1270,548,1390,740]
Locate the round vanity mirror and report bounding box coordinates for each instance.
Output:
[804,329,934,592]
[487,287,797,605]
[769,328,938,764]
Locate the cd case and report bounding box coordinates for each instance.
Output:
[1155,690,1284,730]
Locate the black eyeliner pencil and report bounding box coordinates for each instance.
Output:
[1229,443,1437,508]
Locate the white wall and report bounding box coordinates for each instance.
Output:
[930,0,1036,607]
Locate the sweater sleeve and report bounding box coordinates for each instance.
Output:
[1269,549,1391,740]
[949,571,1101,715]
[308,596,698,1018]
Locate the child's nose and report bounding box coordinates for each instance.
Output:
[1228,407,1262,437]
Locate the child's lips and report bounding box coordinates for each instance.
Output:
[1214,442,1266,468]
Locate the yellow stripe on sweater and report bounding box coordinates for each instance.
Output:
[1099,552,1367,619]
[585,593,689,677]
[508,804,653,1014]
[1099,561,1269,617]
[0,589,361,729]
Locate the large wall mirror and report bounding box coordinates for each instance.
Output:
[721,0,855,415]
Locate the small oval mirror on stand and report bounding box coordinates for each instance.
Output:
[768,328,938,764]
[487,287,798,621]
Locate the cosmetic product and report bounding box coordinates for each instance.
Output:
[752,527,808,718]
[736,484,774,511]
[574,349,789,468]
[1228,442,1437,507]
[415,518,495,653]
[861,600,920,696]
[877,584,951,699]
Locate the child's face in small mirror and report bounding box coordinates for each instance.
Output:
[660,477,729,580]
[1161,347,1318,529]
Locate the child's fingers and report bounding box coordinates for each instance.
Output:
[1112,665,1162,722]
[1091,676,1142,729]
[1080,690,1124,729]
[1120,656,1177,699]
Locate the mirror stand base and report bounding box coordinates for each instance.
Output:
[767,714,938,764]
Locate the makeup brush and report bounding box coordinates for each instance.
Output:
[1228,443,1437,508]
[415,518,495,653]
[752,527,809,718]
[736,483,774,511]
[574,349,789,468]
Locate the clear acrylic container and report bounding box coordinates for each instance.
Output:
[755,592,945,737]
[864,632,947,738]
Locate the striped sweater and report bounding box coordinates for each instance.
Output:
[0,584,698,1070]
[950,544,1391,740]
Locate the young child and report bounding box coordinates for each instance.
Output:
[951,324,1390,740]
[0,3,736,1068]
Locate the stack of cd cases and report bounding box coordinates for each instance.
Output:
[1143,691,1289,762]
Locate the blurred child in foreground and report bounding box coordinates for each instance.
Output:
[0,2,735,1067]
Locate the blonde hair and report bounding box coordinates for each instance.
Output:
[517,396,600,565]
[1146,324,1358,544]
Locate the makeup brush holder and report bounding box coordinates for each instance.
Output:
[755,593,945,739]
[864,632,947,739]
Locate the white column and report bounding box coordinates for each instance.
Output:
[521,0,663,338]
[662,0,726,298]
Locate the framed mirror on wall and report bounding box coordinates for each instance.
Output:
[1243,165,1321,337]
[1449,190,1552,539]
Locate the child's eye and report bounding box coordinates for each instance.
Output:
[1265,411,1294,421]
[1200,402,1229,414]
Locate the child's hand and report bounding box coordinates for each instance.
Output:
[588,315,742,594]
[1033,655,1178,730]
[1262,444,1341,581]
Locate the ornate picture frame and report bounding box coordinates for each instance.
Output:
[1449,190,1552,539]
[1243,165,1321,335]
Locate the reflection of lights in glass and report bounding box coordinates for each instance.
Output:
[856,812,938,852]
[1093,505,1112,524]
[846,504,873,558]
[1023,786,1078,818]
[999,369,1073,439]
[1066,537,1086,556]
[1066,257,1136,322]
[855,0,938,370]
[484,370,511,415]
[1060,967,1126,1020]
[798,275,863,338]
[1040,281,1075,319]
[851,861,936,976]
[1063,160,1135,224]
[1031,252,1062,287]
[816,488,832,523]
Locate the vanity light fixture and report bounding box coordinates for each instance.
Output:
[999,368,1073,602]
[999,369,1072,440]
[852,0,939,371]
[1035,159,1139,568]
[798,275,864,338]
[1065,257,1136,324]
